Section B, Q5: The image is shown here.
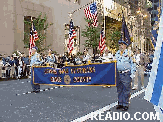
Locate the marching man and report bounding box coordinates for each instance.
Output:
[30,46,42,93]
[115,39,135,111]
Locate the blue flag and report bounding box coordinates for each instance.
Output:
[150,2,161,48]
[121,15,131,46]
[144,6,163,121]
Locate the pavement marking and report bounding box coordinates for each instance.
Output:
[11,80,31,85]
[16,86,64,96]
[71,88,146,122]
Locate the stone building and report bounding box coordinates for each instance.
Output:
[112,0,151,52]
[0,0,93,56]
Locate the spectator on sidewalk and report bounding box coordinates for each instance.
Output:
[22,54,30,77]
[13,53,19,78]
[102,49,114,62]
[46,49,56,65]
[83,49,91,64]
[9,55,15,78]
[132,49,145,90]
[0,54,3,79]
[2,54,7,78]
[18,55,23,79]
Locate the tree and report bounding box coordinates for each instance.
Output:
[81,18,100,58]
[107,29,121,52]
[105,17,121,53]
[23,13,53,53]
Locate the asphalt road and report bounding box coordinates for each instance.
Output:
[0,75,160,122]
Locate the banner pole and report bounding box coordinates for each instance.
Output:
[31,16,33,32]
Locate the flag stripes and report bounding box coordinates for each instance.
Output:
[67,20,76,54]
[29,23,39,57]
[29,29,35,57]
[33,25,39,41]
[99,29,106,54]
[84,2,98,27]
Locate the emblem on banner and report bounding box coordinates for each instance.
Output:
[64,75,71,84]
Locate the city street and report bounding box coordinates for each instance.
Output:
[0,75,160,122]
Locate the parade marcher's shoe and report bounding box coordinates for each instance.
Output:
[35,91,40,93]
[116,105,123,110]
[132,86,138,90]
[122,106,128,111]
[141,86,144,89]
[33,90,40,93]
[107,86,111,88]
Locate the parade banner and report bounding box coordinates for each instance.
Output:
[32,61,116,86]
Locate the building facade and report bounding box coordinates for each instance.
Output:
[0,0,92,56]
[112,0,151,52]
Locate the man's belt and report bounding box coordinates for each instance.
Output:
[118,69,130,73]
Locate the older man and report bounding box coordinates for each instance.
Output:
[30,47,42,93]
[115,39,135,111]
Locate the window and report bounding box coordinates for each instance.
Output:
[24,16,45,50]
[74,0,80,4]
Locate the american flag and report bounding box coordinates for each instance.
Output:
[32,24,39,41]
[29,23,39,57]
[67,19,76,54]
[99,28,106,54]
[84,2,98,27]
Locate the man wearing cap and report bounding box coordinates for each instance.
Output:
[30,46,42,93]
[115,39,135,111]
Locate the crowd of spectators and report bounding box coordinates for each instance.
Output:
[0,48,154,81]
[0,53,30,80]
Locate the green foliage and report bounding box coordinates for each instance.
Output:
[77,52,83,56]
[52,50,58,55]
[81,18,100,54]
[23,13,53,53]
[146,1,152,8]
[12,51,19,56]
[106,29,121,51]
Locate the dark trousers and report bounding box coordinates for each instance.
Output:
[22,65,30,77]
[15,67,18,77]
[116,71,132,107]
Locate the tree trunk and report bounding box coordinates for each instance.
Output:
[93,47,97,61]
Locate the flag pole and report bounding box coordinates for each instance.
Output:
[29,17,33,58]
[68,13,72,56]
[103,2,105,49]
[31,17,33,33]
